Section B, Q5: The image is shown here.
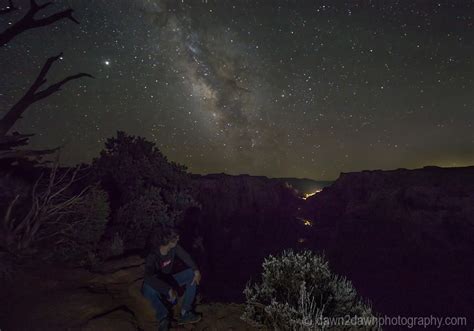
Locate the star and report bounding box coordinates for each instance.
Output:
[1,1,472,179]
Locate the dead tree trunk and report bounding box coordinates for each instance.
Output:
[0,53,93,136]
[0,0,93,160]
[0,0,79,46]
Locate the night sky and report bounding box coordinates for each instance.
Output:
[1,0,473,180]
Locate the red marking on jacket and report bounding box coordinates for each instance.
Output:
[161,260,171,268]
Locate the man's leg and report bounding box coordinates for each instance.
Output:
[172,268,197,314]
[141,282,169,323]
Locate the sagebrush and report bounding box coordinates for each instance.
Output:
[242,250,378,330]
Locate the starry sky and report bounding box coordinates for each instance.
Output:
[1,0,473,180]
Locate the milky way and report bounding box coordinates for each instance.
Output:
[1,0,473,179]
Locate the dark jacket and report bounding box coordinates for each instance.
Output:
[144,244,198,295]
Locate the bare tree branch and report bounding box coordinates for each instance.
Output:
[1,162,91,253]
[0,0,79,46]
[0,0,17,15]
[0,147,57,161]
[32,72,94,102]
[0,133,58,166]
[0,132,33,149]
[0,2,93,164]
[0,53,93,136]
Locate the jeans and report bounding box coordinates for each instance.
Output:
[141,268,197,321]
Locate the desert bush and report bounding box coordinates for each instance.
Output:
[242,250,377,330]
[0,173,33,253]
[0,252,16,282]
[1,164,91,255]
[93,131,190,203]
[40,186,110,264]
[0,173,31,210]
[108,232,125,257]
[93,132,197,250]
[114,187,169,249]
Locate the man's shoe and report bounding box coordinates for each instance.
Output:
[177,311,202,325]
[158,318,169,331]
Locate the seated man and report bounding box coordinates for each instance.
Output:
[142,227,202,330]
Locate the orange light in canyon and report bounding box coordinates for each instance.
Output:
[302,189,322,200]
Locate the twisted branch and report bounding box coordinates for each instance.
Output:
[0,0,79,46]
[1,162,91,253]
[0,53,93,136]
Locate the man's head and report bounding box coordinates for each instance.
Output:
[156,227,179,248]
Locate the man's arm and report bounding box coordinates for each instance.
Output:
[144,253,173,295]
[175,244,198,270]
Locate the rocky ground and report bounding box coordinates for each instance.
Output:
[0,255,259,331]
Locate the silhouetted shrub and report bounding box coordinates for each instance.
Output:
[0,173,32,252]
[93,132,197,250]
[114,187,169,248]
[0,252,15,282]
[93,131,190,202]
[108,232,125,257]
[0,173,30,210]
[242,250,376,330]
